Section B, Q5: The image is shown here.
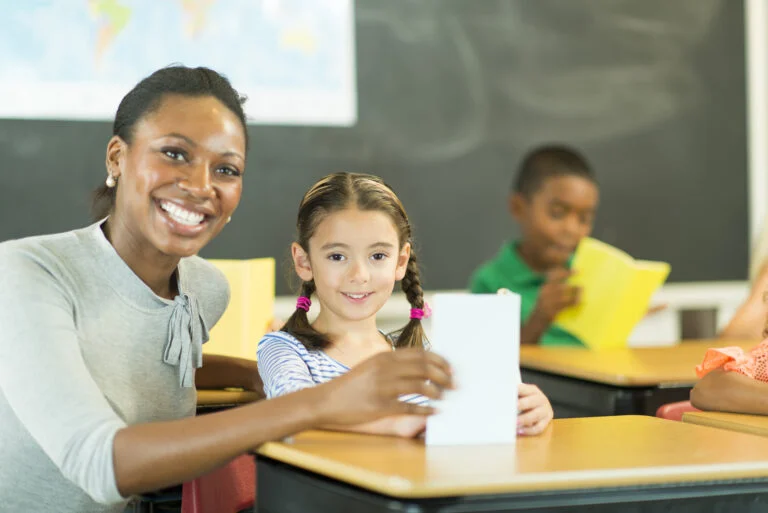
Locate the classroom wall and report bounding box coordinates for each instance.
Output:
[0,0,750,296]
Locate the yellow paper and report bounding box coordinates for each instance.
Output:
[204,258,275,361]
[554,238,670,350]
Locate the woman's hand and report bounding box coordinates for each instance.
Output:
[315,349,453,426]
[517,383,553,436]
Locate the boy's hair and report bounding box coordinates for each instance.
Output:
[512,144,597,198]
[282,172,427,351]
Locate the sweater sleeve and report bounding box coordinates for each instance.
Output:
[0,247,127,505]
[257,332,318,399]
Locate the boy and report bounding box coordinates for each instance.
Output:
[469,144,599,346]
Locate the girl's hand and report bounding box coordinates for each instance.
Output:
[316,349,453,426]
[391,415,427,438]
[517,383,553,436]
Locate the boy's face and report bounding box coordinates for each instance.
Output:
[510,175,599,270]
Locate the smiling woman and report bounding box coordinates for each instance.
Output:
[0,66,453,513]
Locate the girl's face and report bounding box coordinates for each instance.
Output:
[292,207,410,326]
[106,94,246,258]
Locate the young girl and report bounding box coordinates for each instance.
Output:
[258,172,553,437]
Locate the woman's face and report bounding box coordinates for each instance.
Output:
[107,94,246,258]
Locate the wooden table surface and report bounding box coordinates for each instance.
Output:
[520,340,755,386]
[684,410,768,437]
[257,415,768,498]
[196,389,262,406]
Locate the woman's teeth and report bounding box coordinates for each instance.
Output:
[160,201,205,226]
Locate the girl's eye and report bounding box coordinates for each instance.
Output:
[216,166,242,178]
[371,253,387,261]
[163,148,187,162]
[328,253,345,262]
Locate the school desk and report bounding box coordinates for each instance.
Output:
[519,340,755,417]
[254,415,768,513]
[683,410,768,437]
[195,389,261,413]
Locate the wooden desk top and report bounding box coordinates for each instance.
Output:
[684,411,768,437]
[196,389,262,406]
[257,415,768,498]
[520,340,756,386]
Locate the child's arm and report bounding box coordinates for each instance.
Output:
[691,369,768,415]
[523,269,580,345]
[257,334,319,398]
[195,354,264,396]
[719,264,768,340]
[322,415,427,438]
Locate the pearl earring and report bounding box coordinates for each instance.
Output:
[106,174,117,188]
[227,216,232,224]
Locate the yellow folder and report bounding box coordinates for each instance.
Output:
[553,238,670,350]
[204,258,275,361]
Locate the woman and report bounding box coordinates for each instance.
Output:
[0,66,452,513]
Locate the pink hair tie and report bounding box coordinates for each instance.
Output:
[410,302,432,320]
[296,296,312,312]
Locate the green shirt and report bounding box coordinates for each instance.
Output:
[468,242,584,347]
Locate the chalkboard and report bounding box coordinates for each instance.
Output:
[0,0,748,295]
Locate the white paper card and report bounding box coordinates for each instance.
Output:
[426,292,520,446]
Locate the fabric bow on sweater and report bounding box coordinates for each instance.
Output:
[163,293,209,387]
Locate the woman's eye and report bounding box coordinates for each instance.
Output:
[371,253,387,261]
[328,253,345,262]
[163,149,186,162]
[216,166,242,177]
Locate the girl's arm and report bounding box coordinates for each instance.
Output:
[690,369,768,415]
[321,415,427,438]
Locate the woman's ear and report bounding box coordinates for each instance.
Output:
[395,242,411,281]
[105,135,127,181]
[291,242,314,282]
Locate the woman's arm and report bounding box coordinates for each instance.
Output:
[195,354,263,395]
[114,349,451,495]
[258,334,425,438]
[690,369,768,415]
[0,252,452,503]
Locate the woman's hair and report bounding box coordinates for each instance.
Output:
[91,65,248,220]
[282,172,427,350]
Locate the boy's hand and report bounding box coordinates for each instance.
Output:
[533,268,581,321]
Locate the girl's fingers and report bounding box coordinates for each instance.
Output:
[518,416,551,436]
[517,406,547,428]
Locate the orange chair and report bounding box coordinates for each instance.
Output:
[656,400,700,421]
[181,454,256,513]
